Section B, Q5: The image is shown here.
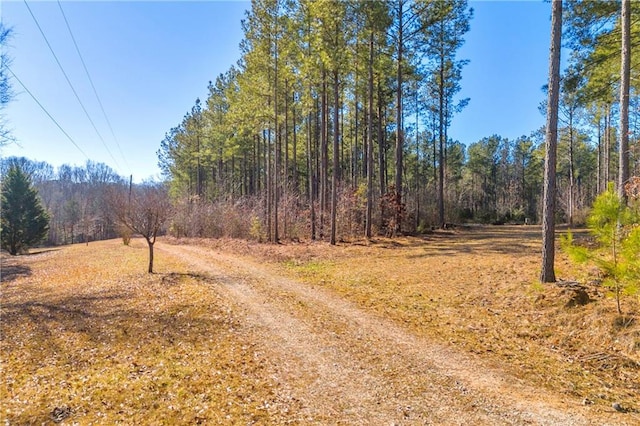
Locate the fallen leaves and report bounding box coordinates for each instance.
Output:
[0,239,289,424]
[202,226,640,414]
[3,228,639,423]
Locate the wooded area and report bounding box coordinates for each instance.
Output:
[2,0,639,247]
[0,158,123,246]
[153,0,638,243]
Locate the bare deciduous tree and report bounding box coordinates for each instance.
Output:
[109,182,172,273]
[1,23,15,146]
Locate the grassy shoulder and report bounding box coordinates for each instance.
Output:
[189,226,639,413]
[0,239,293,425]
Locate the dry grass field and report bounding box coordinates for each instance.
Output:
[1,240,293,424]
[171,226,639,418]
[1,226,638,424]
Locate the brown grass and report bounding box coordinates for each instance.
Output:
[173,225,640,413]
[2,227,638,423]
[0,239,296,425]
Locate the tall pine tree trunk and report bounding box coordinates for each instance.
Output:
[320,69,328,240]
[267,128,272,241]
[378,77,386,198]
[308,108,316,240]
[569,113,575,226]
[605,104,611,186]
[354,36,360,189]
[292,91,298,193]
[619,0,631,201]
[284,82,290,239]
[366,32,374,239]
[415,87,420,231]
[438,49,445,229]
[541,0,562,283]
[597,115,602,193]
[273,5,280,242]
[331,69,340,245]
[394,0,404,235]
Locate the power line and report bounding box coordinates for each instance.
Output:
[23,0,122,171]
[6,64,90,160]
[56,0,131,173]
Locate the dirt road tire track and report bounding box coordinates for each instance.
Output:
[157,242,632,425]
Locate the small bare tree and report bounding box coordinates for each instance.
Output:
[108,182,172,273]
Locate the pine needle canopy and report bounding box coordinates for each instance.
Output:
[1,164,49,255]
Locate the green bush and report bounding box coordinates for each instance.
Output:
[1,164,49,255]
[561,183,640,314]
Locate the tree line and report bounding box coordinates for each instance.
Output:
[1,156,171,272]
[0,157,124,246]
[157,0,638,244]
[1,1,638,285]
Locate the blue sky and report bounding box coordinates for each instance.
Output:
[1,1,553,182]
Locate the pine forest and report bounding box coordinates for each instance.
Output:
[155,0,638,243]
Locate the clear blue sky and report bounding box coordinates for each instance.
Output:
[1,0,553,182]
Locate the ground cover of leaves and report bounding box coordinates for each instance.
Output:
[2,226,639,424]
[177,225,639,416]
[1,239,294,425]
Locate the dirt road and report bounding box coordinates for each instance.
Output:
[157,241,632,425]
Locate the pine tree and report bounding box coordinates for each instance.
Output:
[1,164,50,255]
[423,0,472,229]
[618,0,631,201]
[541,0,563,283]
[562,182,640,314]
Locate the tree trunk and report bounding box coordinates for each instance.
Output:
[147,239,154,274]
[292,91,298,193]
[438,47,445,229]
[619,0,631,201]
[274,7,280,242]
[568,113,574,226]
[308,109,316,240]
[284,85,290,239]
[597,115,602,193]
[196,130,202,198]
[605,104,610,186]
[415,87,420,231]
[378,77,386,197]
[541,0,562,283]
[275,129,280,242]
[267,127,272,240]
[306,15,316,241]
[354,46,359,189]
[366,32,374,239]
[331,69,340,245]
[320,69,328,240]
[394,0,404,235]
